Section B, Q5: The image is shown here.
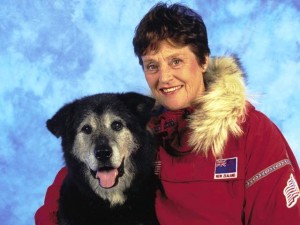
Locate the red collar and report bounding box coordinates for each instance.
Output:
[149,107,194,156]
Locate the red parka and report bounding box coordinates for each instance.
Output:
[149,104,300,225]
[35,57,300,225]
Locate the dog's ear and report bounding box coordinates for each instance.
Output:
[46,102,73,138]
[119,92,155,125]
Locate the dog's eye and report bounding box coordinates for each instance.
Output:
[111,121,123,131]
[81,125,92,134]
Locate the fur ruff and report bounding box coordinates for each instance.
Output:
[188,56,247,157]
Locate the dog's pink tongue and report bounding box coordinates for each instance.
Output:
[96,169,118,188]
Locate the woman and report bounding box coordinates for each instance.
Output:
[36,3,300,225]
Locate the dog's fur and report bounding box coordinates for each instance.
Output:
[47,92,158,225]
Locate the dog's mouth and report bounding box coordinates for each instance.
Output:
[90,159,124,189]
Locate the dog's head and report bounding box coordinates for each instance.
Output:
[47,92,155,206]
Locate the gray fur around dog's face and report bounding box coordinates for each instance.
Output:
[73,110,138,205]
[47,92,155,208]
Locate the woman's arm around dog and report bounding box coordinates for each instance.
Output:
[35,167,67,225]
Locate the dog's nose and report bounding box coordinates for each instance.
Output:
[94,147,112,161]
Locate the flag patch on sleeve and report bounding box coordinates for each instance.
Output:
[214,157,238,179]
[283,174,300,208]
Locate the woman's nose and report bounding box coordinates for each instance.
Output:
[159,64,172,83]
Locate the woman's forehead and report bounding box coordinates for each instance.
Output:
[144,39,184,53]
[142,40,191,59]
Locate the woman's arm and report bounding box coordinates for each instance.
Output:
[244,110,300,225]
[35,167,67,225]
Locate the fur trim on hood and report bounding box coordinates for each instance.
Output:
[188,56,247,157]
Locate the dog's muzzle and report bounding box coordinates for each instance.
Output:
[94,145,112,161]
[90,151,125,189]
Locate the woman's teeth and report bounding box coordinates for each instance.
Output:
[162,86,181,93]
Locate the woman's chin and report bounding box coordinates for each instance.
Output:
[162,101,189,111]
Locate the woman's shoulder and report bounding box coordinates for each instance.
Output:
[243,102,278,133]
[242,102,292,165]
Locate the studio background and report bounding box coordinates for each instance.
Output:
[1,0,299,224]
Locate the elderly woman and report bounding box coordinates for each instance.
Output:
[36,3,300,225]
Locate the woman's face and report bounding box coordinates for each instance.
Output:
[142,40,208,110]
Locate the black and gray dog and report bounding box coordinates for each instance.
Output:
[47,92,158,225]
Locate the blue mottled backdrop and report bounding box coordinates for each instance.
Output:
[1,0,299,224]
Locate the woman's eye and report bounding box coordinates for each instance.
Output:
[171,58,182,66]
[111,121,123,131]
[81,125,92,134]
[145,63,158,73]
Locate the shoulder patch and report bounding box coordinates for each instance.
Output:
[283,174,300,208]
[246,159,291,188]
[214,157,238,179]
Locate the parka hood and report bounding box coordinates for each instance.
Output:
[188,56,247,157]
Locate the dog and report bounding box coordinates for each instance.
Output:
[47,92,158,225]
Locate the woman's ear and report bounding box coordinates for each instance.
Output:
[202,55,209,73]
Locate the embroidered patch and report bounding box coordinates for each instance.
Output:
[154,160,161,177]
[246,159,291,188]
[283,174,300,208]
[214,157,238,179]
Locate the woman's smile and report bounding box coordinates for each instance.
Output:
[160,85,182,94]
